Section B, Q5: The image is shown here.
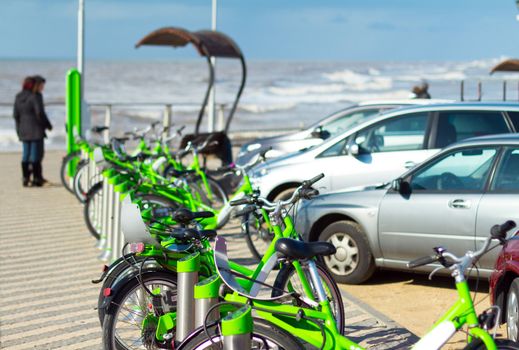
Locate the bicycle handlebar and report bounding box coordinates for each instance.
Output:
[407,255,439,269]
[229,174,324,212]
[407,220,517,275]
[491,220,516,243]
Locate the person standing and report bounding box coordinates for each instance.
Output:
[13,75,53,187]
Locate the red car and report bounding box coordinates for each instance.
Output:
[490,232,519,342]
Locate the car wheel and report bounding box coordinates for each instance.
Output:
[507,278,519,342]
[273,187,297,202]
[319,220,375,284]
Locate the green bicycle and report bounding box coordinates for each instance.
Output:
[178,221,519,350]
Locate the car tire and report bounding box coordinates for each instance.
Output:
[318,220,375,284]
[507,278,519,342]
[273,187,297,202]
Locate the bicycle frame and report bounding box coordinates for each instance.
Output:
[412,280,496,350]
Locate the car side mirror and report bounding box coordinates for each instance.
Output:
[311,126,330,140]
[391,178,411,195]
[348,143,360,156]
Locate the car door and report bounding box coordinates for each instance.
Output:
[330,112,437,191]
[476,147,519,270]
[378,146,499,266]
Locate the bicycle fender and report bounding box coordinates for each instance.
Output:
[100,266,176,313]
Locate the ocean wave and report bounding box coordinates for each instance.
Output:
[268,83,346,96]
[239,103,296,114]
[397,71,467,82]
[322,69,393,91]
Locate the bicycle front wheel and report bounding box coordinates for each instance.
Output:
[243,212,273,261]
[102,271,178,350]
[60,151,81,193]
[463,339,519,349]
[272,260,345,335]
[72,159,90,203]
[178,318,304,350]
[84,181,103,240]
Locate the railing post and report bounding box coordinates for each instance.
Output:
[163,104,172,138]
[503,80,507,101]
[477,81,482,101]
[460,80,464,101]
[104,104,112,144]
[217,104,225,131]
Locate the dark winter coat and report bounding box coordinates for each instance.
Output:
[13,91,53,141]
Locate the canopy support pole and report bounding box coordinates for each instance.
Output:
[207,0,218,133]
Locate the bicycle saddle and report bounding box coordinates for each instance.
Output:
[172,208,214,225]
[170,228,217,242]
[275,238,336,260]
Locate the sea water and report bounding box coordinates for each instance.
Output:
[1,58,518,151]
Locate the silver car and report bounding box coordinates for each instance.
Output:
[250,102,519,201]
[237,99,447,165]
[295,133,519,284]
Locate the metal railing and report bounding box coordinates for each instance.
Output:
[459,78,519,101]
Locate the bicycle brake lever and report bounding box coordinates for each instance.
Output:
[428,266,443,280]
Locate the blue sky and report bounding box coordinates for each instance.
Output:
[1,0,518,61]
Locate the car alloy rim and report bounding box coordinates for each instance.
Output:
[324,233,358,276]
[508,291,519,342]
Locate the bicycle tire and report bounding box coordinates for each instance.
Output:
[188,176,228,211]
[60,151,81,193]
[102,271,178,350]
[72,159,90,203]
[177,318,304,350]
[243,212,273,261]
[272,260,345,335]
[96,253,149,326]
[463,339,519,349]
[84,181,103,240]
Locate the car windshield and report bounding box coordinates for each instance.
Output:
[321,108,384,138]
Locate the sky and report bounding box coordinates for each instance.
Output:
[1,0,518,61]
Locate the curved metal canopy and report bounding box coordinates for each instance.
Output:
[135,27,246,135]
[490,59,519,74]
[135,27,243,59]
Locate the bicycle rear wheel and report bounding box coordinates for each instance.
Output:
[178,318,304,350]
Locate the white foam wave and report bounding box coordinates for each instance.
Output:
[268,84,346,96]
[239,103,296,114]
[397,71,467,81]
[323,69,393,90]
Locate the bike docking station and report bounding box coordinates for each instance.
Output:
[91,148,127,263]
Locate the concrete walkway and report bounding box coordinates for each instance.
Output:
[0,151,416,349]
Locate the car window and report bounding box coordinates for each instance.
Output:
[507,111,519,131]
[322,108,382,138]
[410,147,497,192]
[318,137,350,157]
[435,111,509,148]
[354,112,428,153]
[491,148,519,192]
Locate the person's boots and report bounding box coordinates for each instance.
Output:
[32,162,44,187]
[21,162,31,187]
